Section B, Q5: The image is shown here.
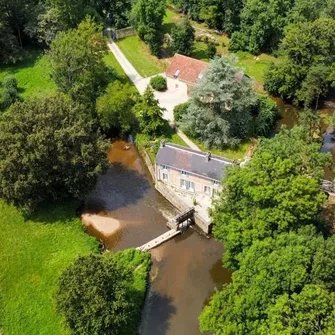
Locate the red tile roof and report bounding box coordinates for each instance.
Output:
[166,54,208,86]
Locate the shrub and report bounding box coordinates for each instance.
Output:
[207,42,217,59]
[150,75,167,91]
[1,75,19,110]
[173,101,190,123]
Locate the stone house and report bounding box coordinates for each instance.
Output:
[155,142,234,198]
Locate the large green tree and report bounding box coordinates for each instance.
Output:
[180,56,276,148]
[130,0,166,56]
[199,227,335,334]
[56,249,151,335]
[264,18,335,107]
[96,81,139,136]
[133,87,164,137]
[0,94,108,212]
[171,18,195,56]
[211,125,331,269]
[48,17,109,106]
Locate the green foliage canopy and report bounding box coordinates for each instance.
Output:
[171,18,195,56]
[180,56,276,148]
[130,0,166,56]
[211,125,331,269]
[200,227,335,334]
[150,75,167,91]
[133,87,164,136]
[0,94,109,212]
[264,18,335,107]
[48,18,109,107]
[56,249,151,335]
[96,81,139,136]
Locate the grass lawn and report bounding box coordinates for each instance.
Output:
[104,53,133,85]
[0,201,99,335]
[116,36,167,77]
[187,135,252,160]
[0,48,56,99]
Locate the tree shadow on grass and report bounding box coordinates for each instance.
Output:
[85,162,151,214]
[139,290,176,335]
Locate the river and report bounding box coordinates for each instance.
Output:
[84,141,231,335]
[83,98,335,334]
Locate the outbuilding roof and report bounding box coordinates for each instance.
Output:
[156,143,234,181]
[166,54,208,86]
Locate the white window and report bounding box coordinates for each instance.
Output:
[204,186,211,195]
[212,189,217,197]
[163,173,168,181]
[180,170,190,176]
[180,179,195,192]
[211,180,220,185]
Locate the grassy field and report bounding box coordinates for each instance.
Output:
[116,36,167,77]
[117,36,167,77]
[0,201,99,335]
[104,53,133,85]
[0,48,56,99]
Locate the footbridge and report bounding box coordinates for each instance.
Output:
[136,208,195,252]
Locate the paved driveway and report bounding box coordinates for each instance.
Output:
[107,42,200,150]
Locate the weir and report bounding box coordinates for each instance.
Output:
[136,208,195,251]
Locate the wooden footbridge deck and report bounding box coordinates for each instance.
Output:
[136,208,195,252]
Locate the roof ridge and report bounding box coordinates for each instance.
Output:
[165,143,234,163]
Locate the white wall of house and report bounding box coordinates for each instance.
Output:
[155,163,221,198]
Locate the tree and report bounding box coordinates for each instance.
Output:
[0,94,109,212]
[94,0,132,29]
[206,42,217,59]
[229,0,295,54]
[199,228,335,335]
[0,14,22,64]
[211,125,331,269]
[149,75,167,91]
[96,81,139,136]
[266,285,335,334]
[133,87,164,136]
[130,0,166,56]
[174,101,190,122]
[1,75,20,110]
[264,18,335,106]
[171,18,195,56]
[180,56,258,148]
[48,17,109,106]
[253,95,279,136]
[56,253,134,335]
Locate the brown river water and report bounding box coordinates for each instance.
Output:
[84,141,231,335]
[83,99,335,335]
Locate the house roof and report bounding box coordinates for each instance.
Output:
[156,143,235,181]
[166,54,208,85]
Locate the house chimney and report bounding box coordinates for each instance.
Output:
[206,152,212,161]
[161,140,166,148]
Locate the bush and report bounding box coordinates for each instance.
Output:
[150,75,167,91]
[1,75,19,110]
[207,42,217,59]
[174,101,190,123]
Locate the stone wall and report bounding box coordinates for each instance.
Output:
[155,181,211,234]
[138,146,211,234]
[138,147,155,181]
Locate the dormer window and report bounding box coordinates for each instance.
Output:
[174,69,180,78]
